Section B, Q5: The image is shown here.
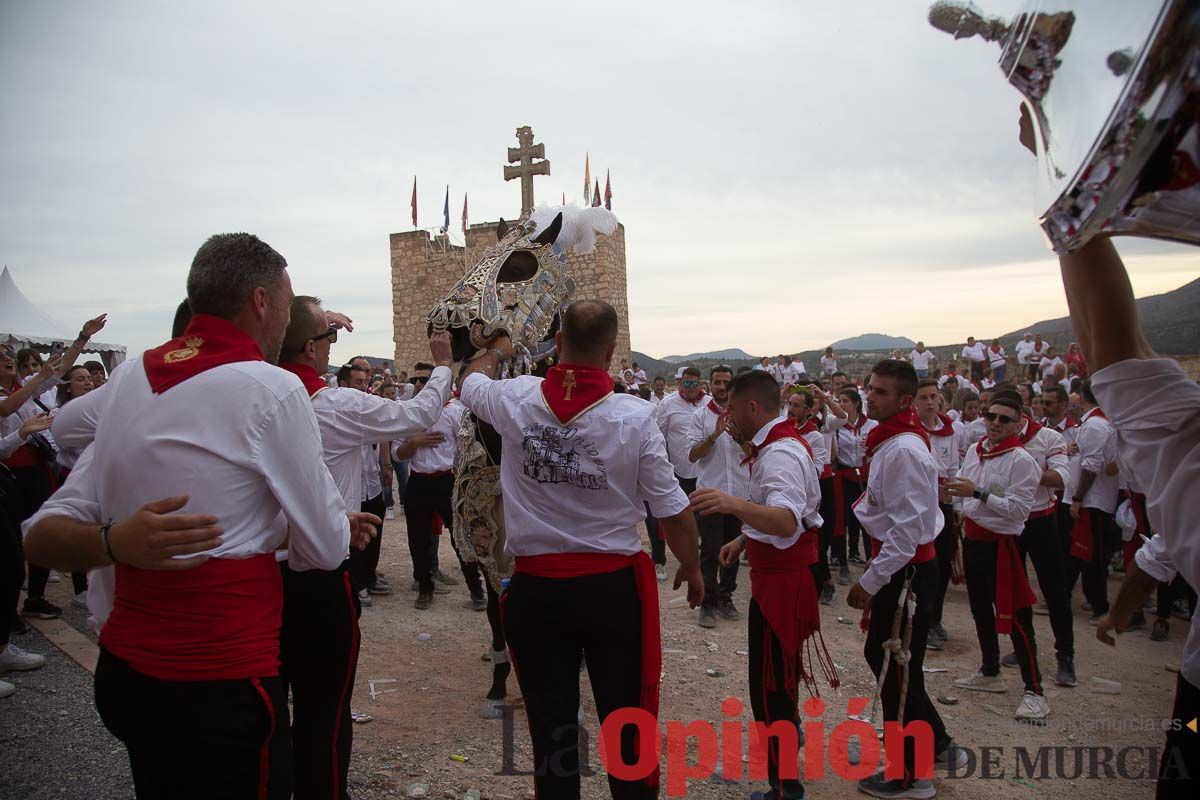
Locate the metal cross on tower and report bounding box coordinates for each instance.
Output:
[503,125,550,218]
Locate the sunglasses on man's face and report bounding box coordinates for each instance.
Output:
[412,375,430,385]
[983,411,1019,425]
[681,380,700,388]
[311,327,337,344]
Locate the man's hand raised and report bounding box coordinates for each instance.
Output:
[429,331,453,368]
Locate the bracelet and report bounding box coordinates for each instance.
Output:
[100,519,120,564]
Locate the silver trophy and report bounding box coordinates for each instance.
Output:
[930,0,1200,254]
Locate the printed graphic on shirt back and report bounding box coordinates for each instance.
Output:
[521,424,609,491]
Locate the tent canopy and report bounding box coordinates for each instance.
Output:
[0,266,126,370]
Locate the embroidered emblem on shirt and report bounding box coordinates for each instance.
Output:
[562,369,577,401]
[164,337,204,363]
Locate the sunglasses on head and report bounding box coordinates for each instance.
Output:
[311,327,337,344]
[983,411,1019,425]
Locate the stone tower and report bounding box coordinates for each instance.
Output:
[390,128,631,374]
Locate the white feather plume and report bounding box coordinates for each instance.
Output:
[529,203,618,256]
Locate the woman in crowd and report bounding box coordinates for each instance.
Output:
[988,338,1007,383]
[1066,342,1088,378]
[53,365,95,607]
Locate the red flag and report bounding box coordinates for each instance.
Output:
[592,178,601,207]
[462,193,469,234]
[411,176,418,228]
[604,170,612,211]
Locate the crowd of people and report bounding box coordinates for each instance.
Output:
[0,231,1195,800]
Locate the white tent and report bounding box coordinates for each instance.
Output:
[0,266,126,371]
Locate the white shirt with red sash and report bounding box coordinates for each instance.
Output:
[687,399,749,498]
[854,410,943,596]
[655,389,706,480]
[1070,406,1119,513]
[793,417,830,480]
[957,437,1041,535]
[1017,418,1069,517]
[743,415,822,549]
[922,414,961,483]
[24,315,351,682]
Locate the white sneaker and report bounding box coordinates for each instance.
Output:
[0,643,47,673]
[952,670,1007,693]
[1014,691,1049,723]
[385,507,395,520]
[655,564,667,582]
[72,592,88,610]
[0,679,14,699]
[358,589,373,608]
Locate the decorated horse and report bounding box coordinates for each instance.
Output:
[427,204,618,717]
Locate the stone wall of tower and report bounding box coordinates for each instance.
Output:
[391,221,631,375]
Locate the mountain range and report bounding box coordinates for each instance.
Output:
[633,276,1200,378]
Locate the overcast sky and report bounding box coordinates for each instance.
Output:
[2,0,1194,365]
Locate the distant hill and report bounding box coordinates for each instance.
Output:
[662,348,755,364]
[994,276,1200,356]
[831,333,916,351]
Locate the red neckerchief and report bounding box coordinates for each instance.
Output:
[977,433,1023,460]
[844,412,868,434]
[679,390,706,407]
[865,407,930,458]
[1044,415,1076,431]
[706,399,724,415]
[142,314,264,395]
[793,417,818,437]
[924,414,956,437]
[1082,407,1108,423]
[541,363,613,425]
[277,361,329,397]
[1019,415,1044,445]
[743,417,813,467]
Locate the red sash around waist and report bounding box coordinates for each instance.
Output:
[514,552,661,785]
[3,442,45,469]
[819,463,834,480]
[100,554,283,682]
[868,536,937,564]
[746,531,838,698]
[1069,508,1094,561]
[964,519,1038,634]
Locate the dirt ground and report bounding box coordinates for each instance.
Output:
[340,517,1182,799]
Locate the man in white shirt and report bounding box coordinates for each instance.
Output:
[1027,334,1048,381]
[781,355,805,385]
[691,369,835,800]
[338,361,389,606]
[769,355,787,384]
[22,232,376,800]
[457,300,702,800]
[987,390,1077,688]
[754,356,771,372]
[655,366,706,579]
[1066,378,1119,622]
[1015,333,1034,378]
[909,342,935,379]
[392,373,485,612]
[915,379,963,653]
[846,360,955,797]
[633,362,647,388]
[648,376,667,406]
[961,336,988,384]
[278,296,453,799]
[946,393,1047,722]
[686,365,747,628]
[820,347,838,376]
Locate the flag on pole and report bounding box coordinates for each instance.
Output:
[462,193,469,234]
[583,152,591,206]
[604,170,612,211]
[562,192,566,206]
[411,176,418,228]
[592,178,601,207]
[442,185,450,231]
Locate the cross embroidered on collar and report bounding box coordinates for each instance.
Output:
[562,369,577,401]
